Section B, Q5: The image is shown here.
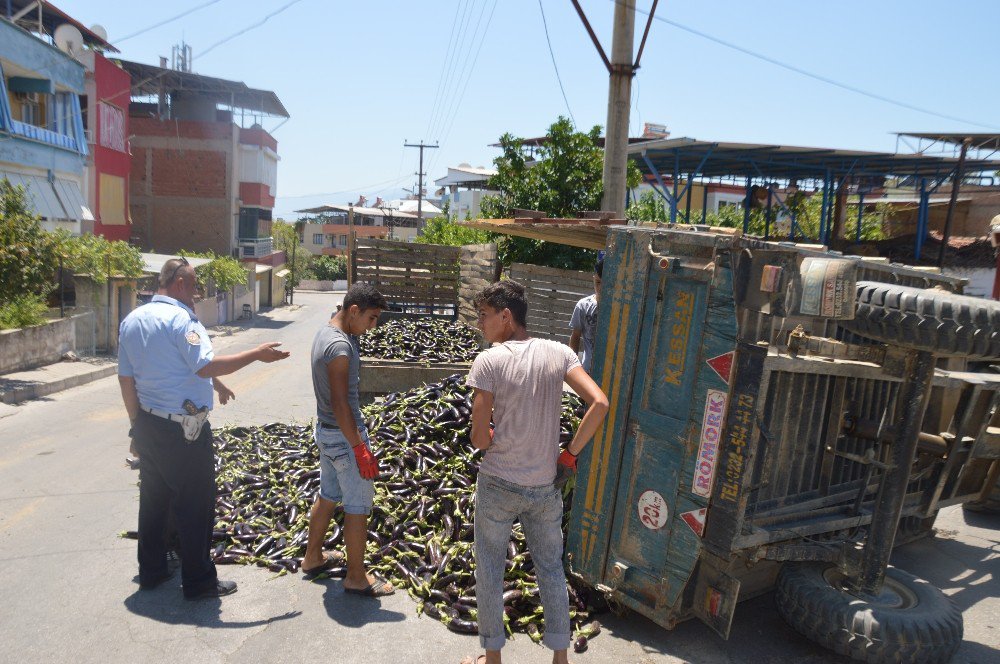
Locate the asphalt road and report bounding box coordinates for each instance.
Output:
[0,291,997,664]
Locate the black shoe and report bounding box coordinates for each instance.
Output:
[184,579,237,600]
[166,550,182,570]
[139,570,175,590]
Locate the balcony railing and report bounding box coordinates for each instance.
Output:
[238,236,273,258]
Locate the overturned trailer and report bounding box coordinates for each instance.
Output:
[566,225,1000,663]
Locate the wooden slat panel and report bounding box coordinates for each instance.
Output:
[505,262,593,342]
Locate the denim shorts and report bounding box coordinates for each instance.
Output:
[314,423,375,515]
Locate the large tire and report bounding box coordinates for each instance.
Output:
[775,562,963,663]
[841,282,1000,360]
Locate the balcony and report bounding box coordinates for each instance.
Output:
[238,236,273,258]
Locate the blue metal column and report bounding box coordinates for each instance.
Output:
[915,178,929,260]
[819,173,831,244]
[743,177,752,233]
[764,185,773,239]
[670,153,680,224]
[856,190,866,242]
[685,174,693,222]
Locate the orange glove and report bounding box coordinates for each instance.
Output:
[558,449,578,470]
[352,443,379,479]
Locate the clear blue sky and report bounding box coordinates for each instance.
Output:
[54,0,1000,219]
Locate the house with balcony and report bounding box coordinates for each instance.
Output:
[0,5,98,233]
[294,204,421,256]
[434,163,497,220]
[117,58,288,266]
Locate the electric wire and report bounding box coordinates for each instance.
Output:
[427,0,482,142]
[198,0,305,61]
[110,0,223,44]
[423,0,468,142]
[538,0,576,126]
[619,0,1000,131]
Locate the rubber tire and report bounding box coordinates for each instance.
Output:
[775,562,963,663]
[840,282,1000,360]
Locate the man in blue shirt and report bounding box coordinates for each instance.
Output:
[568,258,602,373]
[118,257,290,599]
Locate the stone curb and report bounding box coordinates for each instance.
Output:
[0,363,118,405]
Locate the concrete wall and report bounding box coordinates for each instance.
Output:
[0,316,76,373]
[298,279,347,291]
[943,267,996,299]
[72,276,136,353]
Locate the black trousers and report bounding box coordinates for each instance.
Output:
[134,409,217,595]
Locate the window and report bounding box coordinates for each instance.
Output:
[312,233,323,245]
[339,234,348,246]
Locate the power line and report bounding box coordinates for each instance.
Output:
[280,174,414,201]
[538,0,576,126]
[198,0,305,61]
[423,0,467,141]
[427,0,482,142]
[623,1,1000,131]
[110,0,223,44]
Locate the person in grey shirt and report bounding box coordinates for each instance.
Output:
[569,258,602,373]
[302,283,395,597]
[463,281,609,664]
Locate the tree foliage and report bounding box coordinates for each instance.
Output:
[304,255,347,281]
[417,214,492,246]
[0,179,61,305]
[52,230,144,282]
[179,251,249,293]
[479,117,642,270]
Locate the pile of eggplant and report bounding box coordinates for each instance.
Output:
[358,318,482,363]
[206,374,601,643]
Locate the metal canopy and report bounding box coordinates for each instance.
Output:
[897,132,1000,153]
[116,59,289,118]
[631,137,1000,181]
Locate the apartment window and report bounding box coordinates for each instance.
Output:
[312,233,323,245]
[339,234,348,246]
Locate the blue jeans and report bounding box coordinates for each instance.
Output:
[474,473,571,651]
[314,423,374,515]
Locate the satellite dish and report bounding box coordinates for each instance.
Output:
[54,24,84,55]
[89,24,108,41]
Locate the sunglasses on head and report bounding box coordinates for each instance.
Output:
[164,257,189,286]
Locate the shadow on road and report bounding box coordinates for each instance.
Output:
[317,579,406,627]
[124,588,300,628]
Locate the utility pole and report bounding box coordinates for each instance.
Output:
[573,0,657,218]
[601,1,636,216]
[404,140,438,230]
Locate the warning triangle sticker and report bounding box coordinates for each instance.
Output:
[707,352,734,385]
[681,508,707,537]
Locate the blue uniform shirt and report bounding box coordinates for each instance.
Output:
[118,294,215,413]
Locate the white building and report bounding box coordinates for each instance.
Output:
[434,163,497,220]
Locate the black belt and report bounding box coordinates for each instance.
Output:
[319,422,340,430]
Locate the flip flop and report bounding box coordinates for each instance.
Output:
[459,657,487,664]
[302,550,346,576]
[344,576,395,597]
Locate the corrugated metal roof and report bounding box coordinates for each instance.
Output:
[293,204,418,219]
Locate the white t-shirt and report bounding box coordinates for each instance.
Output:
[467,338,581,486]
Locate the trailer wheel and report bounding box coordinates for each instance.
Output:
[840,282,1000,360]
[775,562,962,664]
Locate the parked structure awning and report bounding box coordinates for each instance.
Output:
[1,171,93,222]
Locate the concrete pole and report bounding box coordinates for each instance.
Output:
[600,0,636,217]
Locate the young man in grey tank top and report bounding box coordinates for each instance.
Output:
[463,281,609,664]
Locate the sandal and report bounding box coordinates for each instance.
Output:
[344,576,395,597]
[302,550,346,575]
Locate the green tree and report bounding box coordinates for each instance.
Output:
[179,251,249,293]
[305,255,347,281]
[417,214,492,246]
[272,218,307,287]
[52,230,144,282]
[0,179,60,305]
[626,190,669,223]
[480,116,642,270]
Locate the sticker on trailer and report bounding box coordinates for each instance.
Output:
[706,351,734,385]
[798,257,856,319]
[681,508,707,537]
[693,389,728,497]
[637,490,669,530]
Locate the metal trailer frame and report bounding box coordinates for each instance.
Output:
[566,225,1000,639]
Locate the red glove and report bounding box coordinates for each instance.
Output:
[352,443,379,479]
[558,449,578,470]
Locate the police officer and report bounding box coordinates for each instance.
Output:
[118,257,290,599]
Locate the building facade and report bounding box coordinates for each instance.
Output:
[119,59,287,265]
[0,13,95,234]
